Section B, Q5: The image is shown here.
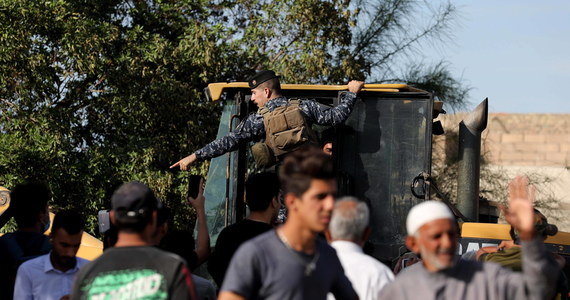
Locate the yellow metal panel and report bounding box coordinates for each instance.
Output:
[77,232,104,260]
[206,82,414,102]
[546,231,570,246]
[461,222,512,240]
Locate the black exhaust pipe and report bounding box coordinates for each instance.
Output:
[456,98,488,221]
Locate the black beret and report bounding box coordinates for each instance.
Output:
[248,70,280,88]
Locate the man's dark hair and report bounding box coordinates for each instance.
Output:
[10,182,50,228]
[52,210,84,235]
[320,127,335,147]
[279,146,335,197]
[246,172,280,212]
[260,78,282,94]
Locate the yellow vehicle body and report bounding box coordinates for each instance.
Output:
[460,222,570,256]
[205,82,425,102]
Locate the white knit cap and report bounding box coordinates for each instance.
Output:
[406,201,454,235]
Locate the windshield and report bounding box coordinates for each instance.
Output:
[202,98,239,244]
[337,94,432,255]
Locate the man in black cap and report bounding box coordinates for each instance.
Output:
[170,70,365,170]
[70,182,197,300]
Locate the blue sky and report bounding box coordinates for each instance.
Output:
[425,1,570,113]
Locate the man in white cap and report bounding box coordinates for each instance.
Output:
[379,176,560,300]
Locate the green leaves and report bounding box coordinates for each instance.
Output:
[0,0,466,233]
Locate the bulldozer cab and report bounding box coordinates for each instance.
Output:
[201,82,440,262]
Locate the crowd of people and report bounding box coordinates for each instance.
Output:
[0,69,565,299]
[0,147,564,300]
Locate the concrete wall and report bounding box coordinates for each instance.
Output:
[436,113,570,231]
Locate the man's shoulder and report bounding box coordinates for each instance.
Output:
[91,246,184,264]
[243,229,277,246]
[224,219,272,231]
[17,253,48,271]
[233,230,278,255]
[218,220,272,241]
[76,256,90,267]
[392,260,425,279]
[332,241,392,274]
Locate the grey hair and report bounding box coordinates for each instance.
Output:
[329,196,369,242]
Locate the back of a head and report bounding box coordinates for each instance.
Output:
[248,70,282,94]
[10,182,50,228]
[52,210,85,235]
[246,172,280,212]
[111,181,161,233]
[329,197,369,242]
[279,146,335,197]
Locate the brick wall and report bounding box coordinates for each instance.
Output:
[437,113,570,167]
[436,113,570,231]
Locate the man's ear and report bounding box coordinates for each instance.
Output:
[150,210,158,228]
[361,226,371,245]
[109,210,117,225]
[271,196,279,208]
[264,87,271,98]
[284,193,297,209]
[405,235,420,253]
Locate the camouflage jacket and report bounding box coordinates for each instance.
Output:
[194,91,358,161]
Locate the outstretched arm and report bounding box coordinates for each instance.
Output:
[188,178,210,266]
[170,113,264,171]
[503,175,559,300]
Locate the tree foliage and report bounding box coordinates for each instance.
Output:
[0,0,466,233]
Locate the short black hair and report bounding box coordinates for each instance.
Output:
[279,146,336,197]
[259,77,281,94]
[10,182,50,228]
[320,127,335,146]
[246,172,280,211]
[52,210,84,235]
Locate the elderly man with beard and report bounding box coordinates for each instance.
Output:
[379,176,560,300]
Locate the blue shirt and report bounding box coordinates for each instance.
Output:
[14,252,89,300]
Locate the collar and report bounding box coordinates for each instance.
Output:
[331,240,364,254]
[264,96,288,111]
[43,251,80,274]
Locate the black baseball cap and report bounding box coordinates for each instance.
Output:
[248,70,280,89]
[111,182,162,222]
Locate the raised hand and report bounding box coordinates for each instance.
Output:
[503,175,536,241]
[347,80,365,94]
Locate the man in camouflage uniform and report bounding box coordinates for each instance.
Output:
[170,70,364,171]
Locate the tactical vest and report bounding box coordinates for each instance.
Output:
[252,99,318,168]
